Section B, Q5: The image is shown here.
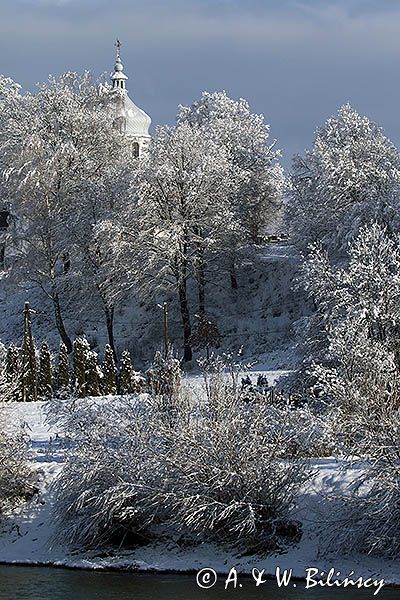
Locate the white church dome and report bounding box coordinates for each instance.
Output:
[110,40,151,143]
[118,94,151,138]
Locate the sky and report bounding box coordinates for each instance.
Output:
[0,0,400,168]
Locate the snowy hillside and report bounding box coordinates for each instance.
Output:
[0,243,308,368]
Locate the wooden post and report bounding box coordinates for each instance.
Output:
[163,302,169,357]
[22,302,37,401]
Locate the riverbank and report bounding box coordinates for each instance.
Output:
[0,396,398,586]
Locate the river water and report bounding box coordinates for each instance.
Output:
[0,566,398,600]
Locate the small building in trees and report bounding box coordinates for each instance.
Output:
[110,40,151,157]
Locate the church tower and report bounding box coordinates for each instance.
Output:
[111,40,151,157]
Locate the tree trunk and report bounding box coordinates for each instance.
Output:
[105,305,117,362]
[52,290,72,353]
[197,255,206,315]
[192,229,206,315]
[230,259,238,290]
[228,248,238,290]
[178,280,192,362]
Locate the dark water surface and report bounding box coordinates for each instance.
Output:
[0,566,397,600]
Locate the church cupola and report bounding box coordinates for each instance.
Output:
[110,40,151,156]
[111,40,128,90]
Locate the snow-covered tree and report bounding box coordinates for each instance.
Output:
[119,349,134,395]
[178,91,284,248]
[73,337,90,398]
[5,345,21,401]
[146,348,182,405]
[119,349,145,395]
[189,313,221,358]
[82,220,131,359]
[57,341,70,390]
[102,344,117,395]
[37,341,52,401]
[125,123,236,360]
[0,72,129,352]
[86,350,101,397]
[293,223,400,402]
[0,75,21,102]
[285,104,400,257]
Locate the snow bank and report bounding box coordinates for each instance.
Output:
[0,398,398,586]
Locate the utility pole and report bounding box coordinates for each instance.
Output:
[163,302,169,357]
[22,302,37,402]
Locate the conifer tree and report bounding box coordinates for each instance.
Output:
[102,344,117,395]
[73,337,89,398]
[6,345,20,382]
[119,349,134,394]
[22,302,37,401]
[6,345,22,401]
[57,341,70,390]
[37,341,52,400]
[86,351,100,397]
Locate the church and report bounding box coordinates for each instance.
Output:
[110,40,151,157]
[0,41,151,268]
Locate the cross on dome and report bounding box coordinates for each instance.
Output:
[111,39,127,87]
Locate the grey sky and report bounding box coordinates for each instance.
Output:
[1,0,399,168]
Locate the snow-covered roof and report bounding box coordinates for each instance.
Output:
[116,92,151,138]
[110,43,151,139]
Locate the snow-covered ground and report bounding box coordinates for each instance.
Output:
[0,373,398,587]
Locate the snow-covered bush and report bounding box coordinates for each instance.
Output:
[49,397,161,548]
[145,348,183,421]
[51,359,312,552]
[0,380,36,511]
[304,312,400,558]
[153,367,311,550]
[321,396,400,559]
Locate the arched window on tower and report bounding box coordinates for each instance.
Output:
[132,142,140,158]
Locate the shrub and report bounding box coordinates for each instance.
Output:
[51,359,311,552]
[0,379,37,511]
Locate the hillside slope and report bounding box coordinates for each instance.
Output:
[0,243,309,369]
